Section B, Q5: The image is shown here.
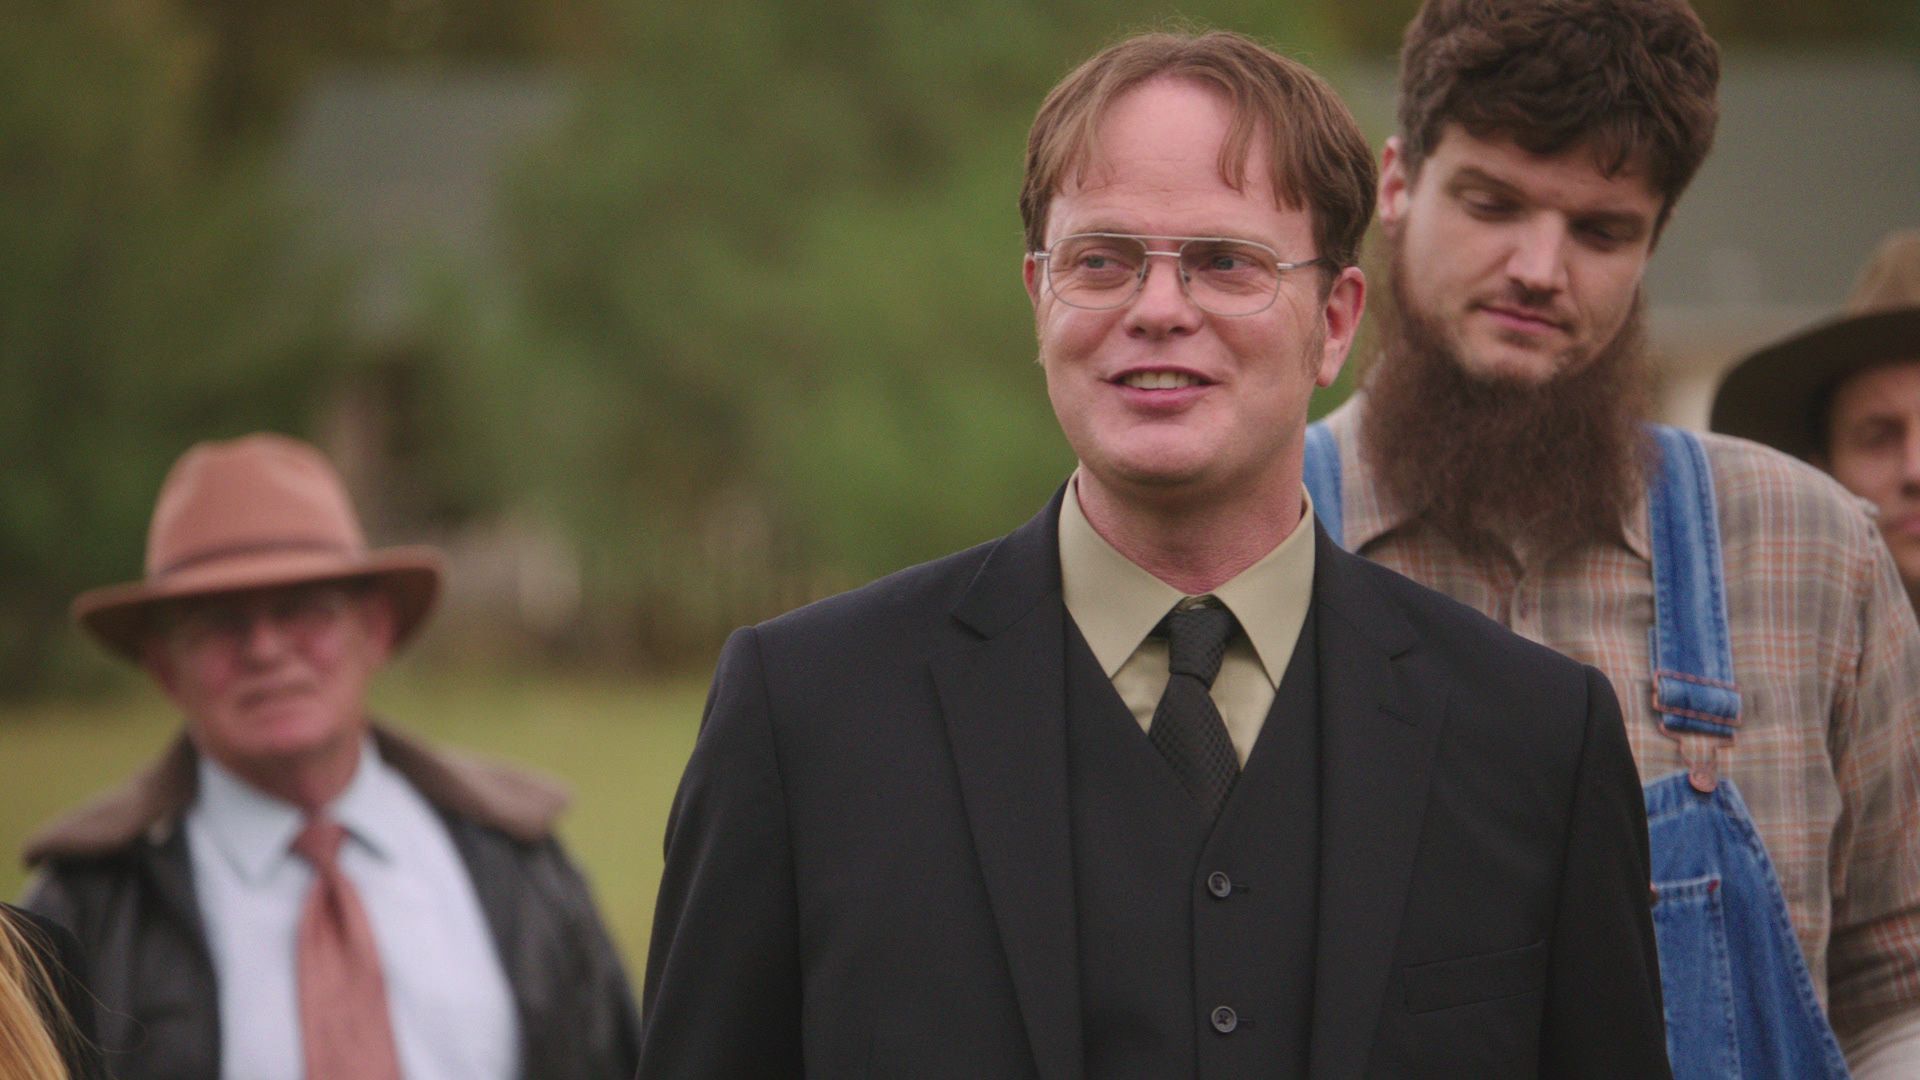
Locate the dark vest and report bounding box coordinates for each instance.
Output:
[1066,609,1321,1078]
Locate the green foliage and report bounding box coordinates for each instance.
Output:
[1323,0,1920,54]
[25,0,1911,691]
[435,3,1339,655]
[0,6,341,694]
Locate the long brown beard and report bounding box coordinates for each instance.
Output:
[1361,241,1655,564]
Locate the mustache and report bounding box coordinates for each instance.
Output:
[236,678,319,708]
[1474,286,1574,329]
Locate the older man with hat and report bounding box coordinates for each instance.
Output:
[1714,230,1920,613]
[19,433,639,1080]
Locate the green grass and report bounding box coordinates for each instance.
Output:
[0,670,709,980]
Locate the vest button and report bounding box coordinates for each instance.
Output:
[1206,871,1233,899]
[1211,1005,1238,1033]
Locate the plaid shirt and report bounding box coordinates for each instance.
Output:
[1320,396,1920,1043]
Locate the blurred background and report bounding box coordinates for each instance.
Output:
[4,0,1917,972]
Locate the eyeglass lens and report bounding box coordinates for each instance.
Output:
[1045,234,1285,316]
[165,584,354,651]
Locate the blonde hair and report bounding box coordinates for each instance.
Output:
[0,910,73,1080]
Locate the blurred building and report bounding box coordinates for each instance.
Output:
[285,68,570,341]
[285,69,583,653]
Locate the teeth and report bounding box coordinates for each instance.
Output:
[1120,371,1201,390]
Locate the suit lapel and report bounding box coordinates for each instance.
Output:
[1306,525,1449,1079]
[931,488,1085,1080]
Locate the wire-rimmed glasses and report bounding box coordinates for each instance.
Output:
[1030,233,1329,317]
[156,582,361,656]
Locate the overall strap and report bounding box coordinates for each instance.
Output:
[1302,421,1345,549]
[1645,424,1742,791]
[1302,420,1741,785]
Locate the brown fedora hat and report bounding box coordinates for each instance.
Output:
[73,433,444,661]
[1711,229,1920,461]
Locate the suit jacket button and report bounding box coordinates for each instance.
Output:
[1211,1005,1238,1033]
[1206,871,1233,899]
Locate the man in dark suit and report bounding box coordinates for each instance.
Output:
[639,30,1668,1078]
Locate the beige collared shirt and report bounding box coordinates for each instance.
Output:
[1058,474,1317,765]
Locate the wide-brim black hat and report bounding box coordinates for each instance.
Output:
[1710,307,1920,461]
[1711,230,1920,461]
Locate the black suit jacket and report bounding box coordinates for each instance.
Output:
[639,490,1668,1078]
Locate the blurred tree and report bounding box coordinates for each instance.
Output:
[448,3,1340,662]
[1326,0,1920,55]
[0,4,341,696]
[14,0,1912,689]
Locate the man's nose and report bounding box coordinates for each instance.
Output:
[237,610,294,662]
[1505,218,1569,296]
[1126,252,1202,332]
[1901,428,1920,491]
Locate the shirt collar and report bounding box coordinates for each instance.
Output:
[330,742,403,864]
[1321,396,1414,553]
[1621,486,1653,562]
[192,739,399,884]
[1059,472,1317,689]
[1329,394,1652,564]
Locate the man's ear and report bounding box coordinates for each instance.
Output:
[140,634,180,701]
[1024,253,1043,308]
[358,588,399,667]
[1315,266,1367,389]
[1378,136,1412,232]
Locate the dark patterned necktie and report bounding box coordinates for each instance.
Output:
[1148,600,1241,819]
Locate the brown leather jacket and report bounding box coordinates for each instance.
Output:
[20,724,639,1080]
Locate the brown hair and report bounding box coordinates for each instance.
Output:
[1020,30,1377,270]
[1396,0,1719,227]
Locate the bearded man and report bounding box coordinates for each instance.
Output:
[1303,0,1920,1076]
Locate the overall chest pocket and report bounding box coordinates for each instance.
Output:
[1651,873,1739,1078]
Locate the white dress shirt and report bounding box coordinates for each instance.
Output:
[187,739,520,1080]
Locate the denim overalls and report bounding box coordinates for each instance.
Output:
[1304,421,1851,1078]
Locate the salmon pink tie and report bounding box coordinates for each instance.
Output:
[292,818,403,1080]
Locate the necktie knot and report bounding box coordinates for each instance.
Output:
[1165,601,1235,688]
[292,818,347,869]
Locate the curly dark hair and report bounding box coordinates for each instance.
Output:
[1397,0,1720,228]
